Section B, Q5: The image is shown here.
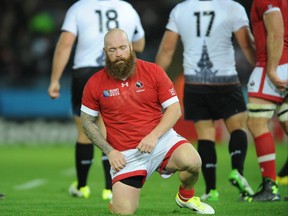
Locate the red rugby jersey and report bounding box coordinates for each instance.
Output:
[82,59,179,151]
[250,0,288,66]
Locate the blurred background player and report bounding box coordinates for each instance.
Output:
[156,0,256,201]
[246,0,288,202]
[48,0,145,200]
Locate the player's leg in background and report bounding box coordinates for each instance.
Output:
[68,115,93,198]
[225,111,253,196]
[195,120,219,201]
[276,100,288,187]
[246,98,280,201]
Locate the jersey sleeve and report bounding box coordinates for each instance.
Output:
[231,3,250,32]
[61,3,78,35]
[165,5,179,33]
[130,8,145,42]
[254,0,281,17]
[81,76,99,116]
[155,65,179,109]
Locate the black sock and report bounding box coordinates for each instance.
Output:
[102,152,112,190]
[75,143,94,189]
[198,140,216,194]
[278,159,288,177]
[229,130,247,175]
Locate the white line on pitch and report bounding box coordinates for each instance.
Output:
[14,179,47,190]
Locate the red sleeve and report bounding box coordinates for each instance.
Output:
[155,64,178,104]
[82,75,100,112]
[254,0,281,16]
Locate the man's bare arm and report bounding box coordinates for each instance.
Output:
[48,32,76,99]
[234,26,256,67]
[132,37,145,53]
[81,111,114,155]
[264,10,287,90]
[155,30,179,70]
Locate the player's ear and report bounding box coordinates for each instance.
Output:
[129,43,133,51]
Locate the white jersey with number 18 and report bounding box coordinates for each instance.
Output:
[62,0,145,69]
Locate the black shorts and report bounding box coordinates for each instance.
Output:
[120,176,144,188]
[71,67,103,116]
[183,84,247,122]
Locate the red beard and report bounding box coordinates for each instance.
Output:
[105,50,136,80]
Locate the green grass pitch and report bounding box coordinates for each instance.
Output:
[0,143,287,215]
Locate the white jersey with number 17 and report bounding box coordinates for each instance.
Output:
[166,0,249,84]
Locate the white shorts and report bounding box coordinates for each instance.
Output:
[110,129,187,185]
[247,63,288,103]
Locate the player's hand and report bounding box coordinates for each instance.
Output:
[137,134,158,154]
[48,81,61,99]
[108,149,126,172]
[267,71,288,91]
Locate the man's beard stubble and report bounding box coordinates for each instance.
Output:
[105,50,136,80]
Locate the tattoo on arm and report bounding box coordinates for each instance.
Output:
[81,111,114,155]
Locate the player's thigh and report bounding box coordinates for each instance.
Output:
[166,143,201,172]
[247,97,276,136]
[112,181,141,214]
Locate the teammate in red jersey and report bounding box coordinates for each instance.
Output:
[246,0,288,202]
[80,28,215,215]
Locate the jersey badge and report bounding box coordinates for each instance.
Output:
[169,87,176,96]
[103,88,120,97]
[135,81,145,93]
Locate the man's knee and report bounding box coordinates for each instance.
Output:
[111,180,141,215]
[110,203,137,215]
[181,145,202,173]
[167,143,201,174]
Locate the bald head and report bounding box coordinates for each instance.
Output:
[104,28,130,49]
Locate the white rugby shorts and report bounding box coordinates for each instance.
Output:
[110,129,187,185]
[248,63,288,103]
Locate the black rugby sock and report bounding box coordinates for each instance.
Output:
[75,143,94,189]
[198,140,216,193]
[229,130,248,175]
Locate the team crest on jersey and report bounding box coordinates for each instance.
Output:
[103,88,120,97]
[169,87,176,96]
[135,81,145,92]
[267,4,273,9]
[135,81,144,88]
[249,81,255,87]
